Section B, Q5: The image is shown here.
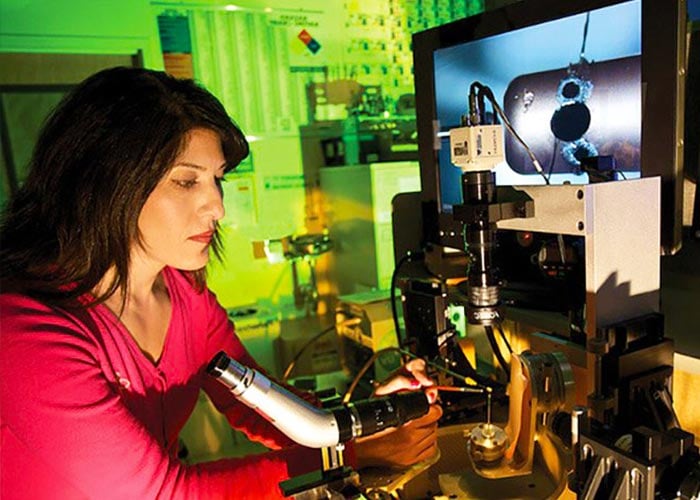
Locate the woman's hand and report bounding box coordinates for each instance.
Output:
[353,358,443,469]
[372,358,438,403]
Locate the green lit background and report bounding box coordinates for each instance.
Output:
[0,0,488,462]
[0,0,485,312]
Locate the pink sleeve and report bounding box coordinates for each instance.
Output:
[0,295,309,500]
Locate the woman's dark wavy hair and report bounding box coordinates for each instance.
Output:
[0,66,249,308]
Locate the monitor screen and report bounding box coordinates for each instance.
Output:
[414,0,686,254]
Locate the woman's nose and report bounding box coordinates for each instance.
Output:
[203,181,225,222]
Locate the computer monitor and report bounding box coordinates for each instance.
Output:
[414,0,686,255]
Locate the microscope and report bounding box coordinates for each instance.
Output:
[205,118,699,499]
[207,351,431,498]
[392,80,700,498]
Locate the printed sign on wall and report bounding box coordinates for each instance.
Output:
[267,8,343,72]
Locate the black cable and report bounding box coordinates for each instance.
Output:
[429,325,506,392]
[282,324,337,381]
[468,82,481,125]
[484,325,510,376]
[495,321,513,354]
[478,90,487,125]
[547,138,559,182]
[579,12,590,61]
[485,85,549,184]
[472,83,549,184]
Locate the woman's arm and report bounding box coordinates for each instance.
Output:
[0,294,297,500]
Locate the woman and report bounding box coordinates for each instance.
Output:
[0,67,441,499]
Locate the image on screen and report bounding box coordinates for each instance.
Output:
[433,0,642,210]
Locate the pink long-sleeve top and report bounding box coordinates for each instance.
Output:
[0,267,324,499]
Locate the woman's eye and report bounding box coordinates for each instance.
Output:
[173,179,198,189]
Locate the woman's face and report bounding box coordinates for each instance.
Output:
[136,128,226,272]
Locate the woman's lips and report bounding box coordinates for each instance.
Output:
[189,231,214,244]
